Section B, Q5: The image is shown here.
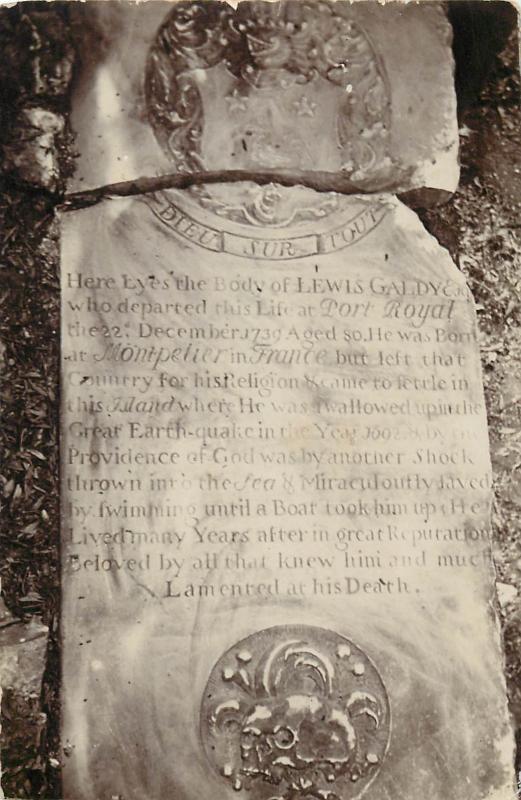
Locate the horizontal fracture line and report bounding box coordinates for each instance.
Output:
[60,168,440,212]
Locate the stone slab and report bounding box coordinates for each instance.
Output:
[60,3,513,799]
[61,189,514,798]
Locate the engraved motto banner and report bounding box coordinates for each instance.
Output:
[61,4,514,800]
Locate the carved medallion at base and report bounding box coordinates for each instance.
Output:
[200,626,391,800]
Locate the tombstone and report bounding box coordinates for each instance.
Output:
[60,3,514,799]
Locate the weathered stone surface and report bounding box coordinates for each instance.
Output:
[0,598,49,800]
[0,624,48,699]
[60,3,513,800]
[2,108,65,191]
[0,598,48,698]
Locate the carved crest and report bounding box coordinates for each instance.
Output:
[200,626,391,800]
[145,1,392,227]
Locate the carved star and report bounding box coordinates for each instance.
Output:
[293,95,316,117]
[226,89,249,113]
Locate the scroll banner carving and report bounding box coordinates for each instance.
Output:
[146,194,388,259]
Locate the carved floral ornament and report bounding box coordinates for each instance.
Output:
[200,626,391,800]
[145,1,393,227]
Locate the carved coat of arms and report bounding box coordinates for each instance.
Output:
[145,1,393,227]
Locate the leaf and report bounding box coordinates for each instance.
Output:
[3,478,15,497]
[22,521,39,534]
[26,448,46,461]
